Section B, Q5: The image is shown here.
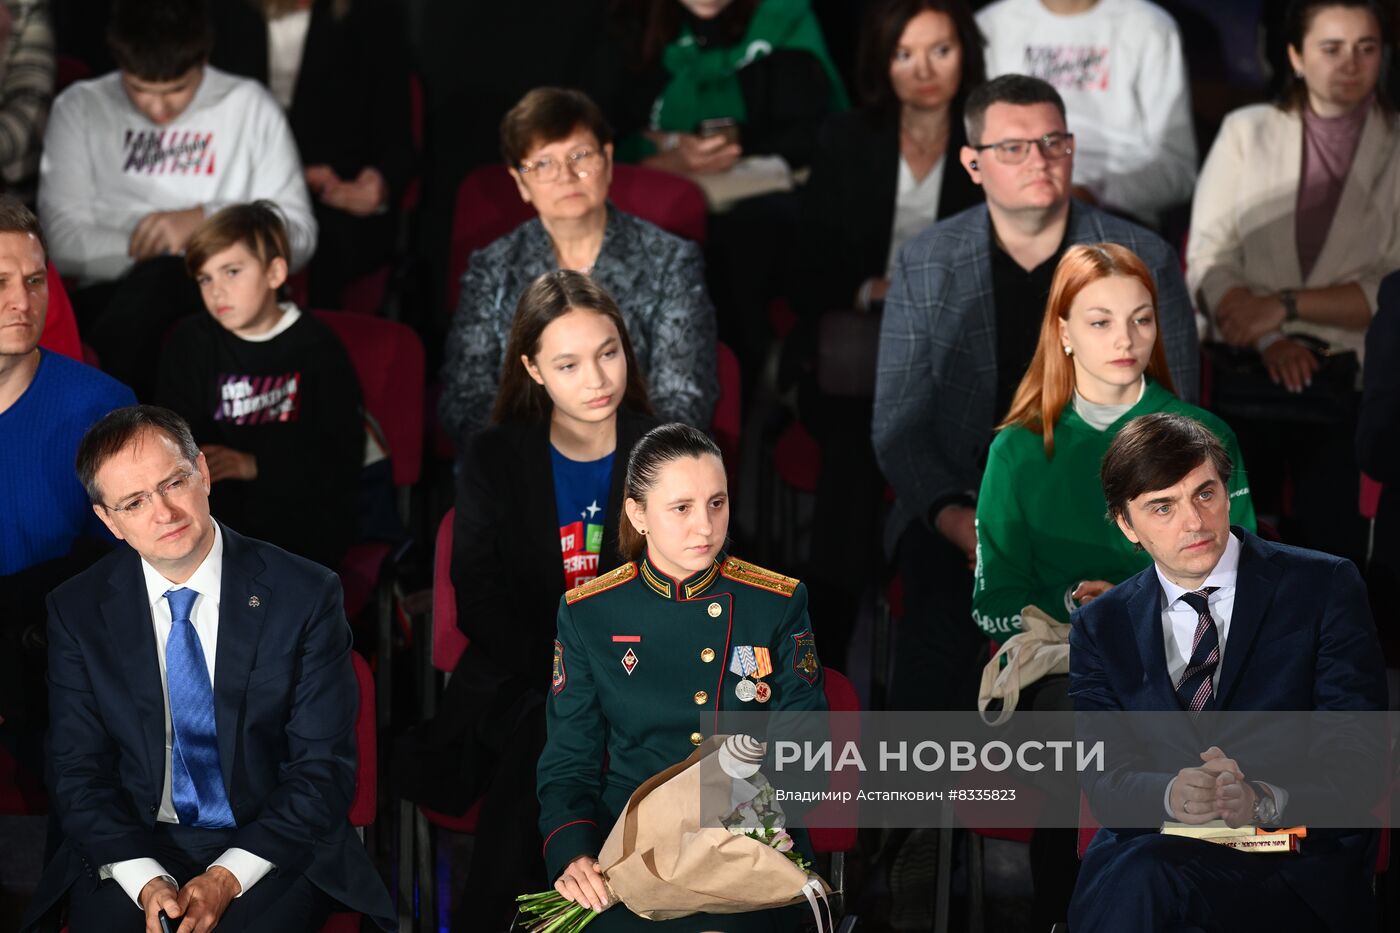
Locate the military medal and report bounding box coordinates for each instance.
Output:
[752,647,773,703]
[729,646,759,701]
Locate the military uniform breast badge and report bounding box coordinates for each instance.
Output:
[729,645,774,703]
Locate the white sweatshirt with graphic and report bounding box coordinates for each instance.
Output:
[38,66,317,284]
[976,0,1197,224]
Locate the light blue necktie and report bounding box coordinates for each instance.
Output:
[164,587,235,828]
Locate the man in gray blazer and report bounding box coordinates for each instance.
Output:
[872,74,1199,712]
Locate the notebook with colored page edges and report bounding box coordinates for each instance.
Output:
[1161,820,1306,852]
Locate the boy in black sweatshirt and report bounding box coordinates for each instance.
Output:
[157,201,362,569]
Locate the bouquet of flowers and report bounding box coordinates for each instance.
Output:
[515,735,832,932]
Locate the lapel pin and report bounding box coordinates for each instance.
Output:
[248,595,261,608]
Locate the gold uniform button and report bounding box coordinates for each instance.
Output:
[707,602,722,618]
[700,648,716,663]
[690,732,703,746]
[694,690,708,705]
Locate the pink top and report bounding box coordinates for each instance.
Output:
[1296,98,1370,281]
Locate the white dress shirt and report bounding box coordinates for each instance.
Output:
[885,155,945,276]
[101,525,276,906]
[1157,532,1287,819]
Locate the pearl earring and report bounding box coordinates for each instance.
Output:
[1063,345,1073,357]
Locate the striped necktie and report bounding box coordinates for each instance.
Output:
[1175,586,1221,712]
[164,587,235,828]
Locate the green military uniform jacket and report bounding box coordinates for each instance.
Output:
[537,552,828,883]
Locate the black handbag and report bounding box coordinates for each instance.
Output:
[1203,335,1359,424]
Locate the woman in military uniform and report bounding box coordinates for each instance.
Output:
[536,423,828,931]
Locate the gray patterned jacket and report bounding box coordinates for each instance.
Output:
[439,208,719,440]
[872,201,1199,554]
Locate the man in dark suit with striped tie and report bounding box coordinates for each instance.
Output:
[21,405,392,932]
[1067,413,1387,933]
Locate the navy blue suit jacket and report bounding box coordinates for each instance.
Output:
[1069,528,1387,930]
[22,524,393,930]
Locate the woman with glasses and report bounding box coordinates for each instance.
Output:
[1187,0,1400,564]
[439,87,718,443]
[786,0,984,673]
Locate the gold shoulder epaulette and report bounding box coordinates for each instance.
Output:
[565,562,638,605]
[720,557,799,598]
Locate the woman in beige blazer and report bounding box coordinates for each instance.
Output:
[1187,0,1400,563]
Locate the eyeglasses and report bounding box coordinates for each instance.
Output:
[106,469,198,515]
[517,148,605,183]
[972,132,1074,165]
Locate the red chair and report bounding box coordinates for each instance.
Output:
[320,651,382,931]
[760,419,821,565]
[38,262,82,361]
[400,508,481,932]
[810,668,861,920]
[447,162,707,311]
[313,310,425,728]
[431,508,468,677]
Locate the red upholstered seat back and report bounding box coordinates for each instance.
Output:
[312,310,424,487]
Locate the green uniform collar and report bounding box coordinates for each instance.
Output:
[638,551,724,601]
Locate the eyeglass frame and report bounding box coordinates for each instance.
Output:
[515,147,607,183]
[103,467,201,515]
[970,132,1075,165]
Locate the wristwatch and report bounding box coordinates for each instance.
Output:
[1279,289,1299,323]
[1249,781,1279,826]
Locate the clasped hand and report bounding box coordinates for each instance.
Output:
[200,444,257,483]
[129,208,205,261]
[556,855,610,912]
[1215,292,1285,347]
[304,164,388,217]
[139,867,240,933]
[1170,745,1257,828]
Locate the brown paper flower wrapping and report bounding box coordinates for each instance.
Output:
[595,735,830,920]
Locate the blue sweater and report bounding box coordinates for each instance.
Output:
[0,350,135,575]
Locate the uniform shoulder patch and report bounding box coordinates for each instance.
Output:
[565,562,638,605]
[721,557,799,597]
[552,640,566,695]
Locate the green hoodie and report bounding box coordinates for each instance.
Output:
[623,0,848,159]
[972,380,1256,644]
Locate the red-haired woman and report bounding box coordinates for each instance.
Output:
[973,243,1257,647]
[971,243,1257,929]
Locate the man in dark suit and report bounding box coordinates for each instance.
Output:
[21,405,393,932]
[1069,412,1388,932]
[871,74,1199,712]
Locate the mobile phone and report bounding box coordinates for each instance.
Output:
[159,910,174,933]
[697,117,740,146]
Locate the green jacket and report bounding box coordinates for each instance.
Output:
[973,381,1256,644]
[537,552,828,882]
